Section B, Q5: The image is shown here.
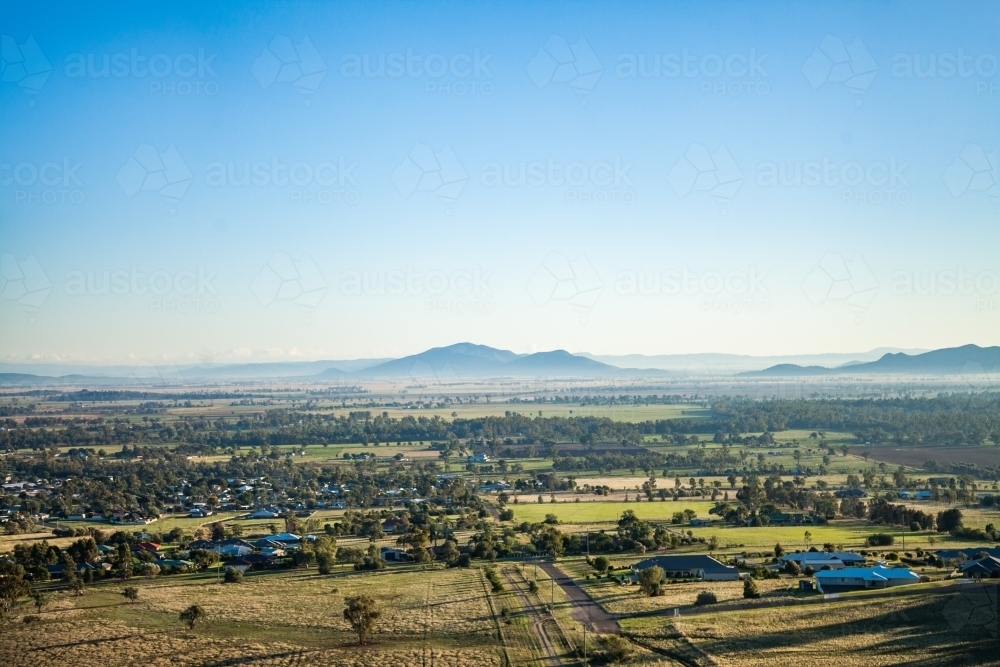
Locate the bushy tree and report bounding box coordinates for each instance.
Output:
[343,595,380,645]
[180,604,206,629]
[743,578,760,599]
[637,566,665,597]
[223,567,243,583]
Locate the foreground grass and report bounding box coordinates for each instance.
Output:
[0,566,505,667]
[620,584,1000,666]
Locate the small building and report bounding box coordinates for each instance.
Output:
[834,489,867,499]
[380,547,410,562]
[959,556,1000,579]
[382,517,407,533]
[267,532,301,544]
[688,518,713,527]
[814,565,920,594]
[781,551,866,570]
[631,555,740,582]
[467,453,489,463]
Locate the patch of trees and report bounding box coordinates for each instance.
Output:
[866,499,935,531]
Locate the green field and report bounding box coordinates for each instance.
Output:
[509,500,719,525]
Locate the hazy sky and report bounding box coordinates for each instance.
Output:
[2,1,998,364]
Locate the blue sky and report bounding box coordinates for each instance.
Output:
[1,1,998,364]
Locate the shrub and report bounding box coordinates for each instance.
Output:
[695,591,718,605]
[743,578,760,599]
[638,566,665,597]
[223,567,243,583]
[121,586,139,603]
[179,604,206,629]
[866,533,895,547]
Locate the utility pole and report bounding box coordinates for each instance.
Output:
[583,624,587,663]
[551,577,554,607]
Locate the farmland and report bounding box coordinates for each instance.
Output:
[0,566,506,667]
[620,584,1000,666]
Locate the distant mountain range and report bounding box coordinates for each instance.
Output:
[741,344,1000,377]
[581,348,928,373]
[321,343,661,380]
[1,344,997,386]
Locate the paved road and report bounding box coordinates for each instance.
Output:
[537,561,620,634]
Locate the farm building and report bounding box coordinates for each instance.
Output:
[814,565,919,593]
[631,555,740,582]
[781,551,866,569]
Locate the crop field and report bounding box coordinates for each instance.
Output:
[620,584,1000,666]
[0,566,505,667]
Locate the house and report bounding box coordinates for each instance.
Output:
[380,547,410,562]
[133,542,161,553]
[156,558,193,569]
[189,508,213,518]
[382,517,407,533]
[246,508,282,519]
[267,532,301,544]
[216,544,253,558]
[227,558,253,574]
[937,547,1000,562]
[781,551,866,570]
[46,562,98,576]
[767,512,812,526]
[834,489,867,499]
[959,556,1000,579]
[240,553,278,568]
[467,453,489,463]
[479,481,511,493]
[688,518,713,527]
[814,565,920,593]
[631,555,740,582]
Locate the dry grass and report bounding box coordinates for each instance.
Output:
[0,567,504,667]
[621,585,1000,666]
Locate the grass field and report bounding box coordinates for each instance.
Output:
[0,566,506,667]
[509,500,720,525]
[620,584,1000,666]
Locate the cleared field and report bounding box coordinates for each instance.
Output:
[0,566,505,667]
[865,445,1000,468]
[509,500,719,525]
[560,559,798,616]
[621,584,1000,666]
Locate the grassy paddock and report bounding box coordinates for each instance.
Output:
[0,566,505,667]
[621,585,1000,666]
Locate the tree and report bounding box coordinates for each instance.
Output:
[774,543,785,558]
[637,566,664,597]
[210,522,226,541]
[439,540,460,563]
[122,587,139,604]
[31,590,50,613]
[343,595,381,645]
[592,556,611,573]
[594,635,633,663]
[936,508,963,533]
[0,570,30,618]
[116,543,132,580]
[743,578,760,599]
[179,604,206,629]
[223,567,243,583]
[695,591,718,605]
